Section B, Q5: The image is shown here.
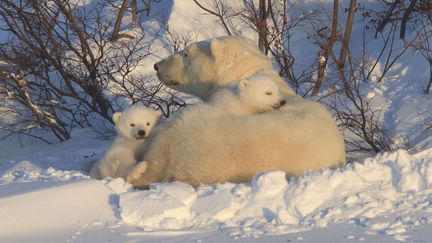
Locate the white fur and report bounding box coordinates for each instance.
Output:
[208,73,286,115]
[127,36,346,187]
[154,36,295,100]
[90,105,162,180]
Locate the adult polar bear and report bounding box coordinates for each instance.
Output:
[153,36,295,100]
[127,36,346,188]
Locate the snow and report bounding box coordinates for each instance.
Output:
[1,144,432,242]
[117,149,432,241]
[0,180,116,242]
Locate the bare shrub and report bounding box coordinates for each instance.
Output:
[0,0,184,143]
[365,0,432,90]
[262,0,320,94]
[163,24,198,52]
[193,0,236,36]
[324,50,411,154]
[111,0,153,40]
[0,60,70,143]
[404,8,432,94]
[327,79,393,154]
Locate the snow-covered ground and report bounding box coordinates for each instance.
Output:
[2,134,432,242]
[1,0,432,242]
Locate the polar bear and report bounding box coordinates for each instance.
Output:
[153,36,295,100]
[208,73,286,115]
[90,105,162,180]
[126,36,346,188]
[126,75,286,184]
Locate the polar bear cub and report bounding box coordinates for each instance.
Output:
[209,73,286,115]
[90,104,162,180]
[126,75,286,185]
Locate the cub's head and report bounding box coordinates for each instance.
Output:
[112,105,162,140]
[236,74,286,113]
[153,36,266,100]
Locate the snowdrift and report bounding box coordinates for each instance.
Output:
[0,180,116,242]
[117,149,432,241]
[1,148,432,242]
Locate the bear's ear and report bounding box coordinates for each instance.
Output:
[112,112,122,125]
[210,38,219,52]
[154,110,163,120]
[187,44,198,55]
[210,38,225,65]
[238,79,248,91]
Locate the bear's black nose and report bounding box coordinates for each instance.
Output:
[280,100,286,106]
[153,63,159,71]
[138,130,146,136]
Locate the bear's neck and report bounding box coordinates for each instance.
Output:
[234,100,257,115]
[113,136,144,149]
[215,60,270,86]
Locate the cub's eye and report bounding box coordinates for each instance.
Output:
[183,52,188,58]
[130,123,135,127]
[146,122,150,126]
[265,91,273,96]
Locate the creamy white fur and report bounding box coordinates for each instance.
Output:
[154,36,295,100]
[90,105,162,180]
[208,73,286,115]
[127,36,346,187]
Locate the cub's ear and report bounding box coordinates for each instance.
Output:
[154,110,163,120]
[238,79,249,91]
[112,112,122,125]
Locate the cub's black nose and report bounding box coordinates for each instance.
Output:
[138,130,145,136]
[153,63,159,71]
[280,100,286,106]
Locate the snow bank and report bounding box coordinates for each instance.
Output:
[0,160,88,185]
[0,180,116,241]
[119,149,432,241]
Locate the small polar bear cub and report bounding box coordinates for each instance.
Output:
[126,74,286,185]
[209,73,286,115]
[90,104,162,180]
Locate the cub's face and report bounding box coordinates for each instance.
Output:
[237,75,286,113]
[153,41,217,98]
[113,106,162,140]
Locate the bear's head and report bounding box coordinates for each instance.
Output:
[236,74,286,112]
[154,36,275,100]
[112,105,162,140]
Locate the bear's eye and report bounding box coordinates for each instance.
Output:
[146,122,150,126]
[130,123,135,127]
[266,91,273,96]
